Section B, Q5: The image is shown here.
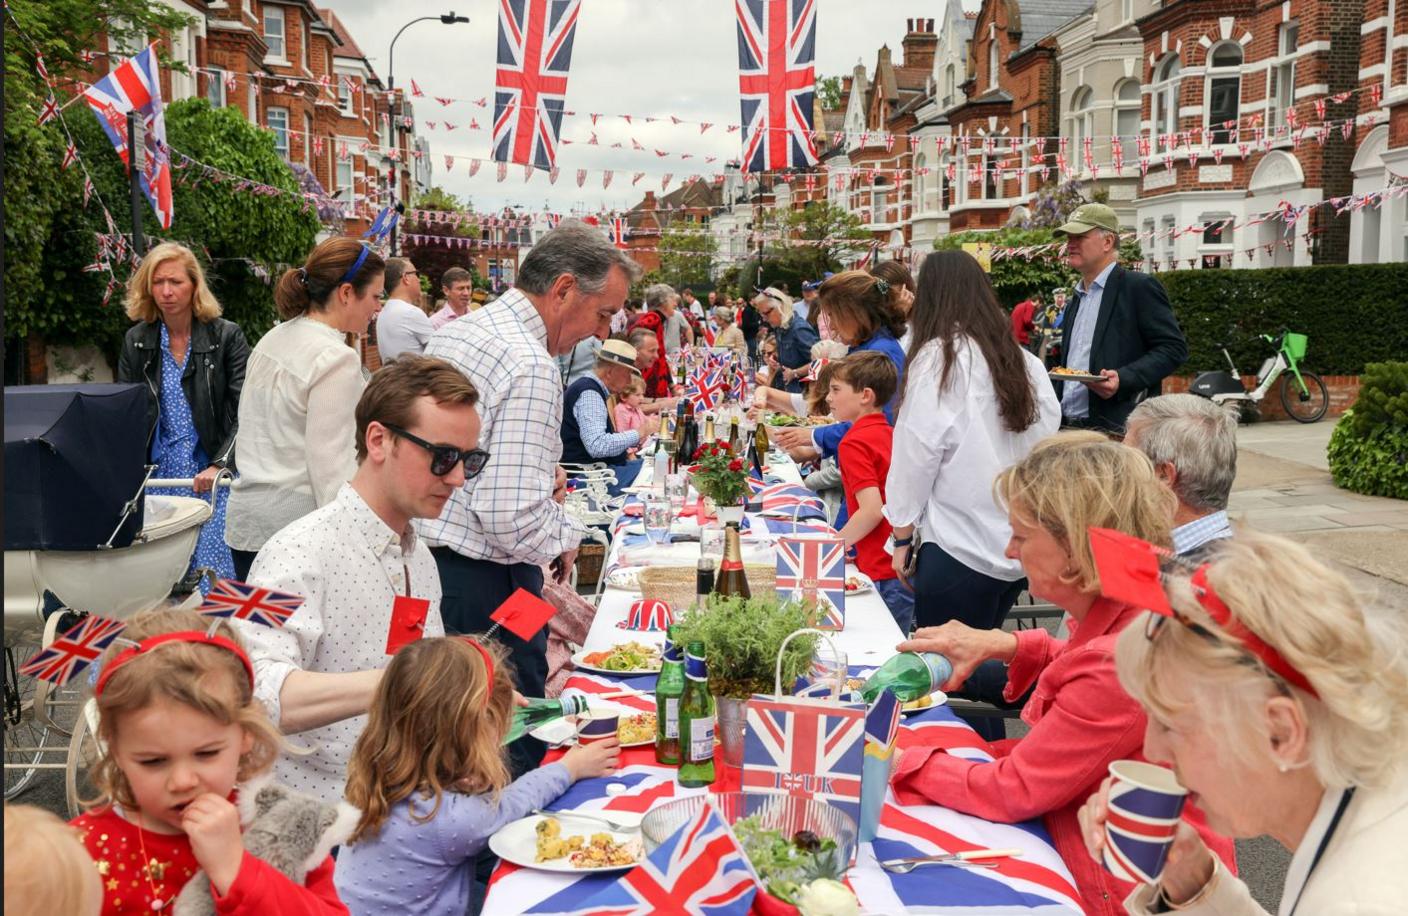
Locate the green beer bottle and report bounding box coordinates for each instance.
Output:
[677,641,716,788]
[858,652,954,704]
[655,626,686,765]
[502,694,590,745]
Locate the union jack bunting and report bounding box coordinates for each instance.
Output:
[492,0,582,170]
[734,0,819,173]
[82,44,173,228]
[37,94,60,125]
[746,481,826,521]
[688,367,728,411]
[743,695,865,824]
[728,366,747,403]
[198,579,304,628]
[774,535,847,630]
[564,803,756,915]
[20,616,128,686]
[608,216,628,249]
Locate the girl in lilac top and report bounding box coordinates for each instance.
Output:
[335,638,619,915]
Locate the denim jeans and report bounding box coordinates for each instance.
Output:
[874,577,915,638]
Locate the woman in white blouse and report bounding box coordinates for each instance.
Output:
[884,251,1060,635]
[224,238,385,578]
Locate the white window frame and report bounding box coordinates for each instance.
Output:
[301,15,310,73]
[263,4,287,62]
[1268,23,1298,132]
[944,65,956,107]
[1115,79,1141,148]
[989,38,999,90]
[1198,214,1235,268]
[870,184,886,224]
[1204,42,1243,145]
[267,106,290,158]
[1161,215,1176,264]
[1152,56,1181,138]
[207,67,227,108]
[914,152,928,213]
[303,112,314,168]
[336,154,355,203]
[1121,0,1134,23]
[1069,87,1094,165]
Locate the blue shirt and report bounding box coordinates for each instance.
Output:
[775,315,821,393]
[1060,261,1117,419]
[1171,510,1233,557]
[812,328,906,458]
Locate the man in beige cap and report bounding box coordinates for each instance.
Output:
[560,338,660,494]
[1051,203,1188,434]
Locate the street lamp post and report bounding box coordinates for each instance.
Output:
[385,12,469,254]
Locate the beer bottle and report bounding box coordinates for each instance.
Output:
[654,626,686,765]
[727,417,740,455]
[858,652,954,704]
[677,641,717,788]
[673,400,689,455]
[712,522,751,599]
[502,695,590,745]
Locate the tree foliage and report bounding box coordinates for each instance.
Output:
[402,186,485,293]
[723,201,871,295]
[656,229,717,289]
[934,227,1142,308]
[815,75,843,110]
[1329,363,1408,500]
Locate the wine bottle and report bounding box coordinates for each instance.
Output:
[654,627,685,766]
[502,694,590,745]
[712,522,751,599]
[694,557,715,610]
[753,422,770,475]
[680,400,698,466]
[677,642,716,788]
[727,417,740,455]
[858,652,954,704]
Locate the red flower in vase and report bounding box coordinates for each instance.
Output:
[728,458,744,472]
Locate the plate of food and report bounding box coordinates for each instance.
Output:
[764,413,833,428]
[572,642,663,675]
[489,814,643,874]
[1048,367,1105,383]
[616,711,657,747]
[532,708,658,747]
[838,677,946,714]
[844,575,874,595]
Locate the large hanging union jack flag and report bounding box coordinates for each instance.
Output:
[493,0,582,171]
[735,0,819,173]
[82,44,173,228]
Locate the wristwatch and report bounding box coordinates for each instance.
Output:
[891,535,913,548]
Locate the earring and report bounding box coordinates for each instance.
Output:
[1277,762,1289,774]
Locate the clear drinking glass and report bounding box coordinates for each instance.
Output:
[665,473,688,513]
[700,524,725,561]
[809,644,850,700]
[644,496,673,546]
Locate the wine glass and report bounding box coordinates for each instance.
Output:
[700,525,725,561]
[665,473,688,514]
[644,496,672,546]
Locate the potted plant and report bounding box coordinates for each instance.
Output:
[670,594,819,766]
[688,439,750,524]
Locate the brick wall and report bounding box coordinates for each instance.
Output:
[1163,373,1360,420]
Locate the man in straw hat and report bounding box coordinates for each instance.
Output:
[560,338,659,495]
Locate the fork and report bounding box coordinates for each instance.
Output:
[879,847,1022,874]
[532,808,637,833]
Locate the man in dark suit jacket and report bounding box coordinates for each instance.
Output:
[1052,203,1188,434]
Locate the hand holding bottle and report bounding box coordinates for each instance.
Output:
[561,736,621,781]
[897,622,1018,692]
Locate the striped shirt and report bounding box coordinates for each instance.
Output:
[1171,510,1233,557]
[418,289,587,565]
[572,376,639,459]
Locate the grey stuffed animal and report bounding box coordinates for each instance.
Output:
[172,775,359,915]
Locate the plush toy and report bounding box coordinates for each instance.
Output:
[172,775,358,915]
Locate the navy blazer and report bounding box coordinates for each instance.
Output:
[1055,264,1188,433]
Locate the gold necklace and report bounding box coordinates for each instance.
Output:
[134,821,173,911]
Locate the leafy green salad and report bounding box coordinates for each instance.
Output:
[733,815,845,906]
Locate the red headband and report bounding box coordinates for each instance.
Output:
[461,637,495,704]
[1188,566,1319,699]
[95,631,255,697]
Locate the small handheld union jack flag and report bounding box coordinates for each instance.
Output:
[688,367,727,411]
[20,616,128,686]
[198,580,304,628]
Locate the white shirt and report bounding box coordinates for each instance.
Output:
[225,316,363,551]
[376,297,433,362]
[237,483,445,805]
[1060,261,1117,419]
[884,337,1061,580]
[419,288,588,565]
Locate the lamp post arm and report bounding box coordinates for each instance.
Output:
[387,16,438,91]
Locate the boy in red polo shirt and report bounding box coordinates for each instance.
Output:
[828,351,913,635]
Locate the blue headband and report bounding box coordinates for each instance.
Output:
[337,245,372,286]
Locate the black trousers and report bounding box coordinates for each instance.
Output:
[430,547,547,777]
[231,548,258,582]
[913,541,1026,742]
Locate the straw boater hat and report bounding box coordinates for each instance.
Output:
[597,339,641,376]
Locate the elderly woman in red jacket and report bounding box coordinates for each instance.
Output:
[891,431,1236,916]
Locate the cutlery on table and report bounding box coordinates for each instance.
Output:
[879,848,1023,874]
[531,808,637,832]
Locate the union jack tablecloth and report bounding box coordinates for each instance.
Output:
[483,667,1081,915]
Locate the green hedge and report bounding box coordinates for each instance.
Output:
[1158,263,1408,376]
[1328,362,1408,500]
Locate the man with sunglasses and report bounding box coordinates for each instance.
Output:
[234,356,481,805]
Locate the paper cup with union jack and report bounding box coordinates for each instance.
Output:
[617,598,674,632]
[1102,760,1189,885]
[576,711,620,744]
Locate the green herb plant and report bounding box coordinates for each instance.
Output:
[669,595,818,699]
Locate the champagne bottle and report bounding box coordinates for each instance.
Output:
[502,694,590,745]
[703,413,716,445]
[680,400,698,466]
[727,417,740,455]
[858,652,954,704]
[654,626,685,765]
[712,522,751,599]
[677,641,716,788]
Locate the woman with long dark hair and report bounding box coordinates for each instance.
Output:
[884,251,1060,634]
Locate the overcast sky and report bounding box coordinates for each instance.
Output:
[330,0,979,215]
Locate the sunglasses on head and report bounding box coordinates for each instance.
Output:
[381,423,490,478]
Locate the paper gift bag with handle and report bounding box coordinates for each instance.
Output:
[744,629,865,837]
[774,535,847,631]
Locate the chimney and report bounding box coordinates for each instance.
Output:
[902,17,938,72]
[643,191,657,210]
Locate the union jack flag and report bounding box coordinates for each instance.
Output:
[20,616,128,686]
[802,357,830,382]
[775,535,847,630]
[734,0,819,173]
[492,0,582,171]
[743,695,865,824]
[608,216,628,249]
[198,580,304,628]
[82,44,172,228]
[729,366,748,403]
[36,94,60,126]
[570,802,756,915]
[619,598,674,632]
[746,481,826,521]
[688,367,728,411]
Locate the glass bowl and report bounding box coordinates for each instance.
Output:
[640,791,857,865]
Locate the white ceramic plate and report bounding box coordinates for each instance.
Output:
[1048,370,1105,383]
[488,814,644,874]
[900,691,949,715]
[844,576,875,596]
[603,567,645,590]
[530,708,658,748]
[571,648,662,677]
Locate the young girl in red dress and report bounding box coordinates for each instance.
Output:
[70,609,348,915]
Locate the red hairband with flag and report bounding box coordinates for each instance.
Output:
[1087,527,1318,698]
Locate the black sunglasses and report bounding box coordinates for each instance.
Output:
[382,423,490,478]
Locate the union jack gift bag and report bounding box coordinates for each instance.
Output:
[775,535,846,631]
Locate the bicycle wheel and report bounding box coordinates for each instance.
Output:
[1280,371,1329,423]
[4,644,48,799]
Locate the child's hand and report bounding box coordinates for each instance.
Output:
[561,737,620,781]
[180,793,245,896]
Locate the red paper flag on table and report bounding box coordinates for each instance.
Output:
[1087,527,1173,614]
[489,588,557,641]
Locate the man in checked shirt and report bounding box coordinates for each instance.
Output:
[422,220,641,773]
